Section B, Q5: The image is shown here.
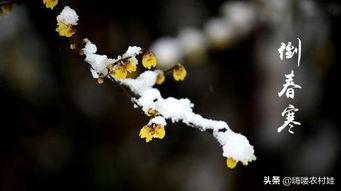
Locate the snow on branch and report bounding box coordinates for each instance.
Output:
[120,70,256,166]
[81,37,256,169]
[38,0,256,170]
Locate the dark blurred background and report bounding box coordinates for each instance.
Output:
[0,0,340,190]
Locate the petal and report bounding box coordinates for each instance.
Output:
[139,126,153,142]
[125,61,137,73]
[156,72,165,85]
[226,157,238,169]
[56,22,75,37]
[173,64,187,81]
[154,126,166,139]
[111,65,127,79]
[142,52,157,69]
[43,0,58,9]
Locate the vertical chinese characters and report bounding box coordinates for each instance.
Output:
[277,38,302,134]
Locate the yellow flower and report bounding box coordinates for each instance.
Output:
[43,0,58,10]
[125,58,137,73]
[139,125,153,142]
[154,125,166,139]
[156,72,165,85]
[226,157,238,169]
[142,51,157,69]
[139,124,166,142]
[111,64,127,80]
[146,108,159,117]
[172,64,187,81]
[56,21,75,37]
[97,75,104,84]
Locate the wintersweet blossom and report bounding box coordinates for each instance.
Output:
[173,64,187,81]
[139,116,167,142]
[226,157,238,169]
[108,59,137,80]
[43,0,58,9]
[110,64,127,80]
[146,108,159,117]
[156,71,165,85]
[139,124,166,142]
[56,6,79,37]
[142,52,157,69]
[125,57,138,72]
[97,74,104,84]
[56,22,75,37]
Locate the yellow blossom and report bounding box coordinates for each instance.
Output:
[154,125,165,139]
[156,72,165,85]
[43,0,58,10]
[146,108,159,117]
[97,76,104,84]
[139,125,153,142]
[125,58,137,73]
[56,21,75,37]
[142,51,157,69]
[139,124,166,142]
[172,64,187,81]
[111,65,127,80]
[226,157,238,169]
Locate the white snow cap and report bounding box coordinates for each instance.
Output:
[82,39,109,76]
[83,39,97,55]
[149,116,167,126]
[121,70,256,165]
[123,46,142,58]
[57,6,79,25]
[85,54,108,74]
[214,131,256,165]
